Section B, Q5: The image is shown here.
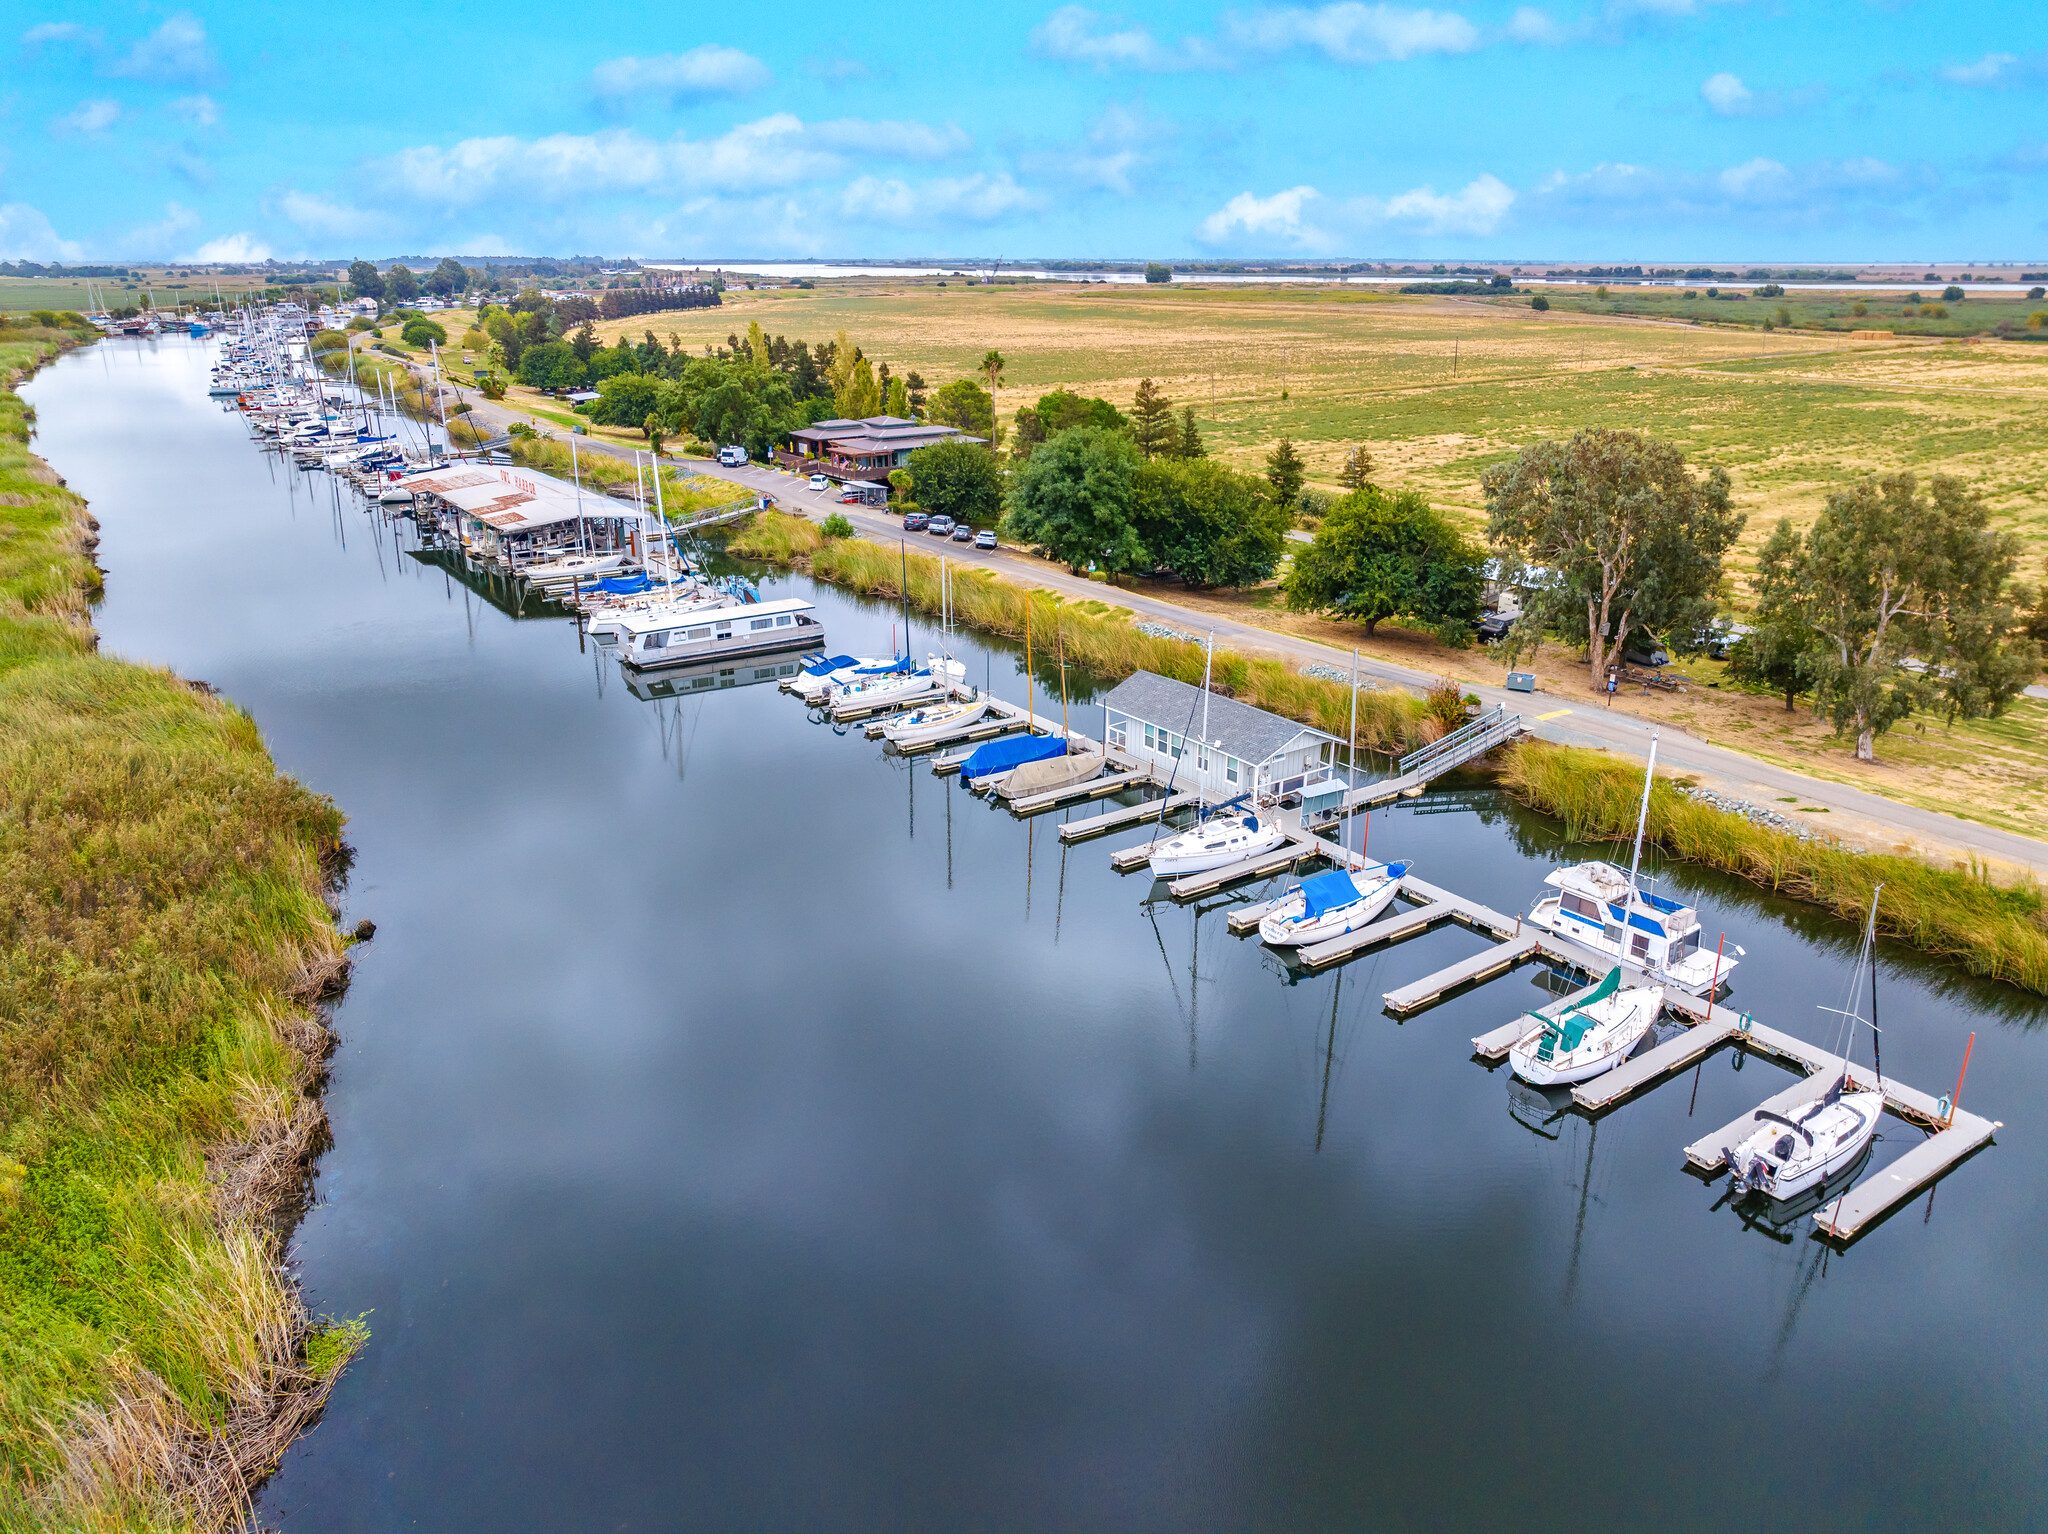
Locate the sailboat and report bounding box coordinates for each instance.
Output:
[996,616,1105,801]
[1505,966,1665,1086]
[1523,733,1739,996]
[1146,632,1284,874]
[1258,861,1408,946]
[1725,888,1887,1203]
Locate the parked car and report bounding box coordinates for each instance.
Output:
[1621,639,1670,668]
[808,473,830,492]
[902,512,929,531]
[1696,621,1753,660]
[974,529,997,550]
[717,444,747,467]
[927,515,955,536]
[951,523,974,542]
[1476,611,1514,642]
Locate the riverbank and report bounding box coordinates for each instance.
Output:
[1502,738,2048,992]
[0,329,363,1529]
[727,510,1439,751]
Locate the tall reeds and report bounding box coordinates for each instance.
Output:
[728,511,1433,752]
[0,333,365,1524]
[1502,738,2048,991]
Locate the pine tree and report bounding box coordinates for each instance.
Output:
[1265,438,1306,511]
[1131,377,1176,458]
[1177,407,1206,460]
[1340,444,1374,490]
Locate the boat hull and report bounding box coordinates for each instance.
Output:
[1729,1089,1884,1201]
[1507,985,1663,1086]
[1258,876,1401,945]
[1147,825,1288,877]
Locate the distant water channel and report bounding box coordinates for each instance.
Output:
[26,338,2047,1531]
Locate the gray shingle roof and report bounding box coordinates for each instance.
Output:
[1101,670,1333,765]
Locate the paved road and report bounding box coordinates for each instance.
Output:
[460,396,2048,874]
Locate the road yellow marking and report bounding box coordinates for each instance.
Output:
[1535,708,1573,721]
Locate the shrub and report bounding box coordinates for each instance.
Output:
[820,512,855,538]
[1529,294,1549,311]
[477,373,507,401]
[347,316,375,332]
[400,316,447,349]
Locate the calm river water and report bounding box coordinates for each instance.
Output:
[25,339,2046,1531]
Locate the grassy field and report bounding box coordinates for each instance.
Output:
[0,326,362,1529]
[590,280,2048,585]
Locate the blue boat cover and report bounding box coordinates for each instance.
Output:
[1299,870,1363,919]
[853,656,915,675]
[960,733,1067,781]
[591,574,652,595]
[802,653,858,675]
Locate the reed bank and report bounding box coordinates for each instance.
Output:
[0,321,363,1531]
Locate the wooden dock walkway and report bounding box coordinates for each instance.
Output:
[1165,837,1316,898]
[1062,793,1200,845]
[1295,902,1455,972]
[1008,766,1156,816]
[1813,1115,2000,1240]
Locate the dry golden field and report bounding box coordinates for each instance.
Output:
[596,279,2048,586]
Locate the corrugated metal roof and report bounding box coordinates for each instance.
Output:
[1101,670,1334,765]
[407,464,619,533]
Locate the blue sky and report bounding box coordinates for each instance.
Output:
[2,1,2043,263]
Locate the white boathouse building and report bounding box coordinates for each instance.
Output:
[1100,671,1342,806]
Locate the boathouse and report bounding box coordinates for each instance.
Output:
[404,464,637,566]
[1100,670,1341,806]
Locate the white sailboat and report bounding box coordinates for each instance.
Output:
[1258,861,1407,945]
[1524,733,1739,996]
[1505,967,1665,1086]
[1145,632,1287,874]
[1725,888,1887,1203]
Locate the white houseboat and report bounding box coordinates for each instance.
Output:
[612,597,826,672]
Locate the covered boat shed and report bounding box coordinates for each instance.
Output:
[405,464,639,567]
[1100,670,1341,806]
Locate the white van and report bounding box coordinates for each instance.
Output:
[717,445,748,467]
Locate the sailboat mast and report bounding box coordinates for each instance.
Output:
[899,539,911,656]
[1346,647,1359,853]
[570,434,587,550]
[1626,732,1659,893]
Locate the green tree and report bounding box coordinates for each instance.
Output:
[884,375,911,417]
[1282,484,1485,637]
[384,264,420,303]
[485,311,527,369]
[427,257,467,298]
[1530,294,1550,312]
[1942,284,1965,302]
[1177,407,1205,460]
[1483,428,1742,688]
[821,512,855,538]
[588,371,664,427]
[1133,458,1291,588]
[1004,426,1145,574]
[515,341,587,390]
[569,319,599,363]
[888,468,914,503]
[400,316,447,349]
[346,259,384,302]
[1264,438,1306,514]
[309,329,352,373]
[643,414,665,456]
[1144,263,1173,284]
[928,377,995,437]
[1339,444,1373,490]
[1754,474,2037,759]
[980,348,1005,390]
[1130,378,1175,458]
[906,440,1001,525]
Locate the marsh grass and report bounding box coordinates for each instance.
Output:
[0,333,364,1528]
[1502,739,2048,990]
[728,511,1433,751]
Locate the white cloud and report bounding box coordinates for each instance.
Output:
[0,202,83,261]
[53,97,121,136]
[279,190,386,237]
[839,172,1038,225]
[1365,172,1515,234]
[1533,152,1918,228]
[1198,185,1327,248]
[1506,6,1563,42]
[1225,4,1480,63]
[125,201,201,253]
[19,21,102,50]
[190,232,272,263]
[167,93,218,126]
[587,46,771,104]
[1029,7,1224,70]
[809,118,971,158]
[1716,155,1790,200]
[1019,101,1164,195]
[1700,71,1751,113]
[1941,51,2015,86]
[370,115,971,208]
[108,13,213,83]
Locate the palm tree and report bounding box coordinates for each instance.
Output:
[980,348,1005,391]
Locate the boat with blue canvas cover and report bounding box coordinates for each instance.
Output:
[1506,966,1665,1086]
[788,652,905,703]
[959,731,1069,786]
[1258,861,1407,945]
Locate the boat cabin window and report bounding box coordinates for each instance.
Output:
[1630,932,1651,958]
[750,617,776,631]
[685,626,712,641]
[1561,893,1602,919]
[773,614,794,626]
[648,631,670,648]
